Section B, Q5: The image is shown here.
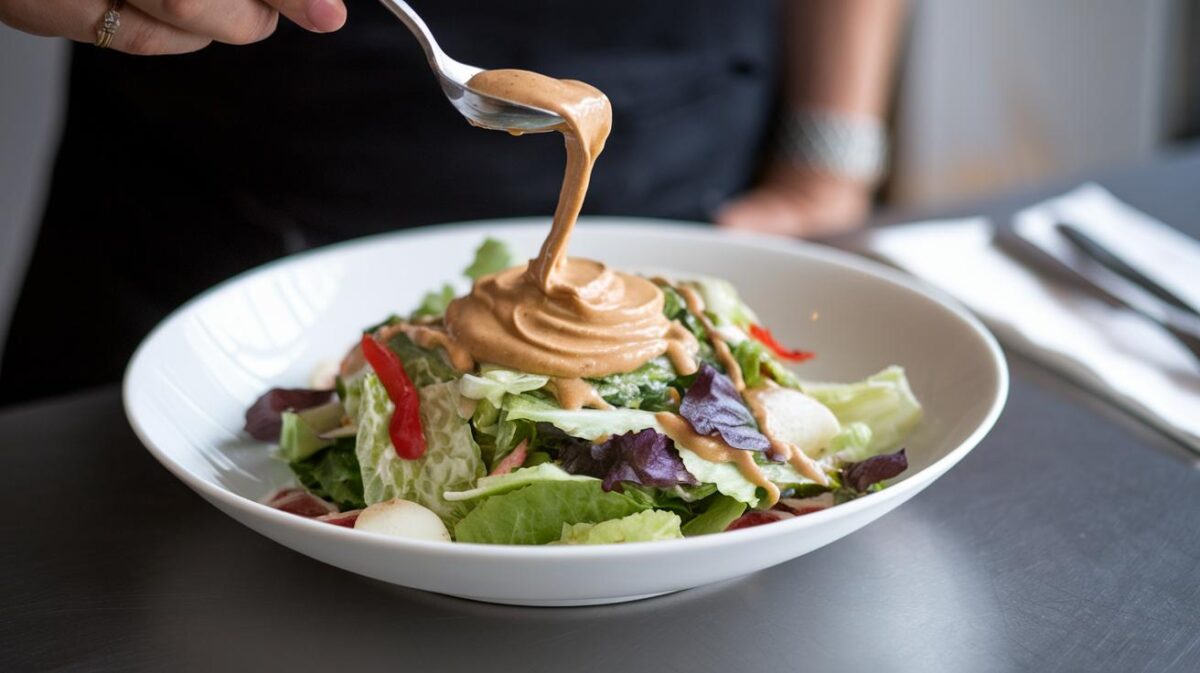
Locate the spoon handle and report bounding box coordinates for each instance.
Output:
[375,0,444,70]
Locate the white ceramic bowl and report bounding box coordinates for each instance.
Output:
[124,219,1007,606]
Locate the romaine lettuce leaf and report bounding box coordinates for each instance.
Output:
[443,463,595,502]
[557,510,682,544]
[453,480,648,544]
[503,393,662,440]
[802,366,922,459]
[463,238,517,280]
[681,495,746,536]
[356,373,484,524]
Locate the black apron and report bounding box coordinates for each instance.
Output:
[0,0,779,404]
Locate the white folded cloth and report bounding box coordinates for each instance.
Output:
[864,184,1200,452]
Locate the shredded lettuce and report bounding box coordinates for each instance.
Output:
[502,393,662,440]
[454,480,649,544]
[802,366,922,459]
[444,463,595,502]
[557,510,682,544]
[356,373,484,524]
[463,238,517,280]
[681,495,747,536]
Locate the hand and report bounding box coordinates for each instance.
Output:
[715,163,873,238]
[0,0,346,55]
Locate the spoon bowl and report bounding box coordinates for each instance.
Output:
[378,0,564,132]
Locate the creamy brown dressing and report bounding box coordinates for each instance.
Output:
[656,412,781,507]
[549,377,613,411]
[677,286,745,390]
[439,69,697,379]
[743,386,830,486]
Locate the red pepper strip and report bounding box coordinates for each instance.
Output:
[749,324,815,362]
[359,333,427,460]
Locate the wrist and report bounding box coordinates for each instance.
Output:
[774,108,889,186]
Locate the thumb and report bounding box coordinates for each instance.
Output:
[263,0,346,33]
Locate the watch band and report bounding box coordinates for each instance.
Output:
[777,109,889,184]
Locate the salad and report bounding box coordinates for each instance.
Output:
[245,238,922,545]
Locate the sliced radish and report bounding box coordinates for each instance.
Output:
[354,499,451,542]
[317,510,363,527]
[264,488,338,517]
[775,492,835,516]
[726,510,793,531]
[489,440,529,476]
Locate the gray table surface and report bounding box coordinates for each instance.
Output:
[3,146,1199,673]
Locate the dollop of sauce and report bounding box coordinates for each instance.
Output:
[442,69,697,379]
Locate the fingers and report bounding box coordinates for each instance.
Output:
[33,0,214,55]
[129,0,279,46]
[260,0,345,33]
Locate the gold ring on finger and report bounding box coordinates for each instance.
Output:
[95,0,125,49]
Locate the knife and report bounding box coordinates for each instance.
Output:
[1056,222,1200,317]
[993,223,1200,362]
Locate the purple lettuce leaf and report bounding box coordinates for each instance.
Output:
[244,388,335,441]
[559,429,698,493]
[843,449,908,492]
[679,363,770,451]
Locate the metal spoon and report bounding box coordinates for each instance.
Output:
[376,0,563,132]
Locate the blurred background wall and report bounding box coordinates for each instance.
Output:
[0,0,1197,364]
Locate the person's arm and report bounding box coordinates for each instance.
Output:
[0,0,346,55]
[716,0,906,237]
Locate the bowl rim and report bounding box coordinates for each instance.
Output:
[123,217,1009,560]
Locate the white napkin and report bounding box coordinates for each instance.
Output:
[863,185,1200,453]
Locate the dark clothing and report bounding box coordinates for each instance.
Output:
[0,0,780,404]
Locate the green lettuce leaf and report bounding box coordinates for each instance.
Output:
[443,463,595,502]
[676,447,812,507]
[356,373,485,524]
[681,495,747,536]
[688,277,760,329]
[828,421,874,462]
[557,510,682,544]
[588,357,677,410]
[454,480,648,544]
[463,238,517,281]
[291,442,365,511]
[802,366,922,458]
[733,338,801,389]
[502,393,662,440]
[411,283,456,320]
[458,367,549,408]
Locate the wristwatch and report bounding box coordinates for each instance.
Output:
[777,109,889,184]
